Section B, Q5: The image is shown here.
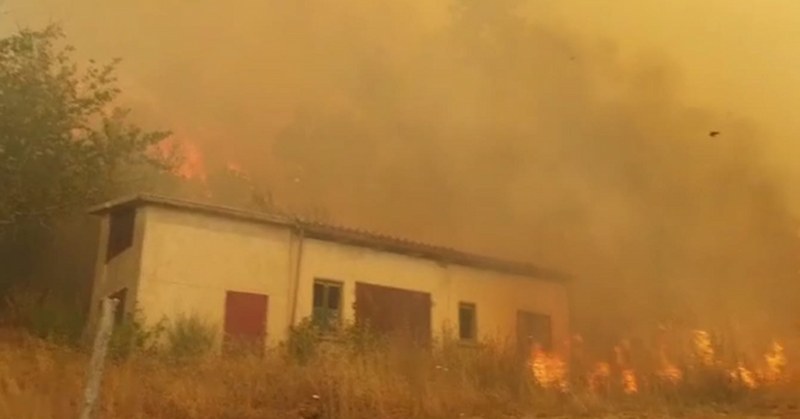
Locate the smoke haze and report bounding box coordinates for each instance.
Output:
[3,0,799,347]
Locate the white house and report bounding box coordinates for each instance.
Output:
[87,194,571,354]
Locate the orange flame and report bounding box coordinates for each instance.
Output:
[692,330,716,366]
[534,329,789,395]
[151,137,207,181]
[529,344,568,391]
[729,363,758,389]
[762,341,787,383]
[621,369,638,394]
[612,340,639,394]
[657,361,683,385]
[588,362,611,393]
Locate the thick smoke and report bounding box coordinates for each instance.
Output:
[6,0,799,347]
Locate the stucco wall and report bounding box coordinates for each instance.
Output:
[293,237,451,333]
[447,264,570,353]
[135,206,293,347]
[88,208,148,327]
[294,237,570,354]
[92,203,569,354]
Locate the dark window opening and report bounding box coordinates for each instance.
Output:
[106,208,135,262]
[458,302,477,342]
[312,279,343,331]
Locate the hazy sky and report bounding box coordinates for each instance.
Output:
[539,1,800,196]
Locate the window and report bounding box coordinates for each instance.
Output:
[312,280,343,331]
[106,208,135,262]
[458,302,477,342]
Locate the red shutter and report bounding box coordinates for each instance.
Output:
[354,282,431,347]
[224,291,268,355]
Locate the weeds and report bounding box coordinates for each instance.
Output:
[164,314,216,360]
[0,310,798,418]
[107,310,166,360]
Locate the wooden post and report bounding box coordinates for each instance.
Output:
[80,297,119,419]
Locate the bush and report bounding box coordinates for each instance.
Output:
[107,311,165,360]
[164,314,216,360]
[284,317,388,364]
[1,288,86,345]
[285,317,322,363]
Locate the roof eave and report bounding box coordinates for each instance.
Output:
[87,194,572,283]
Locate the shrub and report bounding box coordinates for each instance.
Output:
[107,311,165,360]
[1,288,86,345]
[164,314,216,360]
[285,317,322,364]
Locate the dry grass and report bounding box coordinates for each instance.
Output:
[0,327,798,419]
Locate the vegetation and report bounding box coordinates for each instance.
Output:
[0,321,798,419]
[164,314,217,360]
[0,24,172,302]
[0,25,170,229]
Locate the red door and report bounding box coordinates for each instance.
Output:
[224,291,268,355]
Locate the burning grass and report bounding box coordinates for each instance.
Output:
[0,324,798,419]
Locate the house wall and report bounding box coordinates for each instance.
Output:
[135,206,294,348]
[91,203,569,355]
[446,264,570,354]
[293,237,451,335]
[87,207,148,328]
[293,237,570,354]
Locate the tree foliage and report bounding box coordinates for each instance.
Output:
[0,25,170,231]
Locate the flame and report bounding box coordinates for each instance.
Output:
[532,329,789,395]
[588,362,611,393]
[529,345,568,391]
[656,361,683,385]
[729,363,758,389]
[692,330,715,366]
[150,137,207,181]
[655,339,683,384]
[762,341,787,383]
[621,369,638,394]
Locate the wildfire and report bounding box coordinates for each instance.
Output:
[588,362,611,393]
[621,369,639,394]
[763,341,787,383]
[529,329,789,396]
[529,344,568,391]
[656,361,683,385]
[692,330,716,366]
[656,341,684,385]
[729,363,758,389]
[612,341,639,394]
[150,137,207,181]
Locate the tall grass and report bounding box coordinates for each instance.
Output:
[0,316,798,418]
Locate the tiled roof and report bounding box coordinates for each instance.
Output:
[89,194,570,282]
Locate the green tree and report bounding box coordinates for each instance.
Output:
[0,25,171,296]
[0,25,170,230]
